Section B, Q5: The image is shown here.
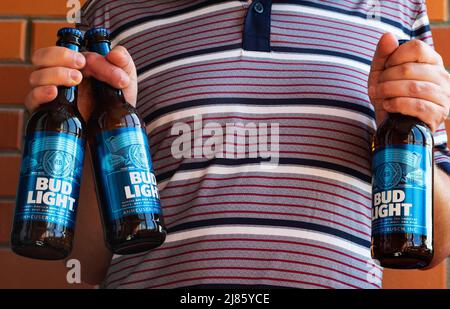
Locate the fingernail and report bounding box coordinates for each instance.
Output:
[70,70,81,81]
[383,101,392,109]
[72,53,84,67]
[118,74,130,88]
[368,86,375,97]
[75,54,85,67]
[45,86,54,96]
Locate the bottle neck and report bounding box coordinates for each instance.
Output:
[57,85,77,105]
[88,41,126,108]
[92,80,126,108]
[388,112,417,122]
[387,113,429,133]
[388,112,403,120]
[57,40,79,106]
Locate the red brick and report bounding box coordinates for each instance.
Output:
[0,66,33,105]
[0,155,21,198]
[427,0,448,22]
[0,203,14,245]
[0,109,24,151]
[0,20,27,61]
[0,0,87,17]
[32,21,72,54]
[383,261,447,289]
[432,27,450,67]
[0,248,93,288]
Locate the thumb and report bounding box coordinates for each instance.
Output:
[370,32,398,74]
[368,32,398,127]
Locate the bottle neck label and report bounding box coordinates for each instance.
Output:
[15,132,85,229]
[372,144,433,238]
[92,127,162,221]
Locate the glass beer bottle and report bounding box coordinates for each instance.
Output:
[371,40,434,269]
[85,27,166,255]
[11,28,86,260]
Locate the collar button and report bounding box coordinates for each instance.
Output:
[253,2,264,14]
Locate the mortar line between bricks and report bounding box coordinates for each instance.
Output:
[0,150,21,156]
[0,16,71,21]
[0,62,33,66]
[0,60,29,65]
[0,197,15,203]
[447,257,450,289]
[25,17,32,63]
[430,20,450,26]
[448,0,450,23]
[0,106,27,112]
[431,23,450,27]
[0,106,25,111]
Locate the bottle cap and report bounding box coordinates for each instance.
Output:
[85,27,110,42]
[57,27,83,39]
[57,28,83,48]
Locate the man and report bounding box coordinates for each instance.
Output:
[25,0,450,288]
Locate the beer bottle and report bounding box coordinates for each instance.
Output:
[85,27,166,254]
[11,28,86,260]
[371,40,434,268]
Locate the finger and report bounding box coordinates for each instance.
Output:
[29,67,83,88]
[385,39,444,68]
[374,80,449,108]
[82,52,130,89]
[32,46,86,69]
[106,46,137,79]
[24,86,58,112]
[374,104,389,128]
[368,32,398,98]
[382,97,448,132]
[370,32,399,73]
[379,63,450,87]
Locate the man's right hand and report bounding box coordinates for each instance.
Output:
[26,45,138,120]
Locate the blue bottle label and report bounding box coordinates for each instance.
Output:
[372,144,432,236]
[15,132,85,229]
[93,127,162,221]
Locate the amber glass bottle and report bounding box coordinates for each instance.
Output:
[85,27,166,255]
[11,28,86,260]
[371,40,434,269]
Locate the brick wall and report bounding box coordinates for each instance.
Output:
[0,0,449,289]
[0,0,92,289]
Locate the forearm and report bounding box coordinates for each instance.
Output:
[427,165,450,268]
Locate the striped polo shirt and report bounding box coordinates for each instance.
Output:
[80,0,450,289]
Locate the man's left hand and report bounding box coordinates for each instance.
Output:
[368,32,450,132]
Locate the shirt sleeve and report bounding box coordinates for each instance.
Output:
[411,0,450,174]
